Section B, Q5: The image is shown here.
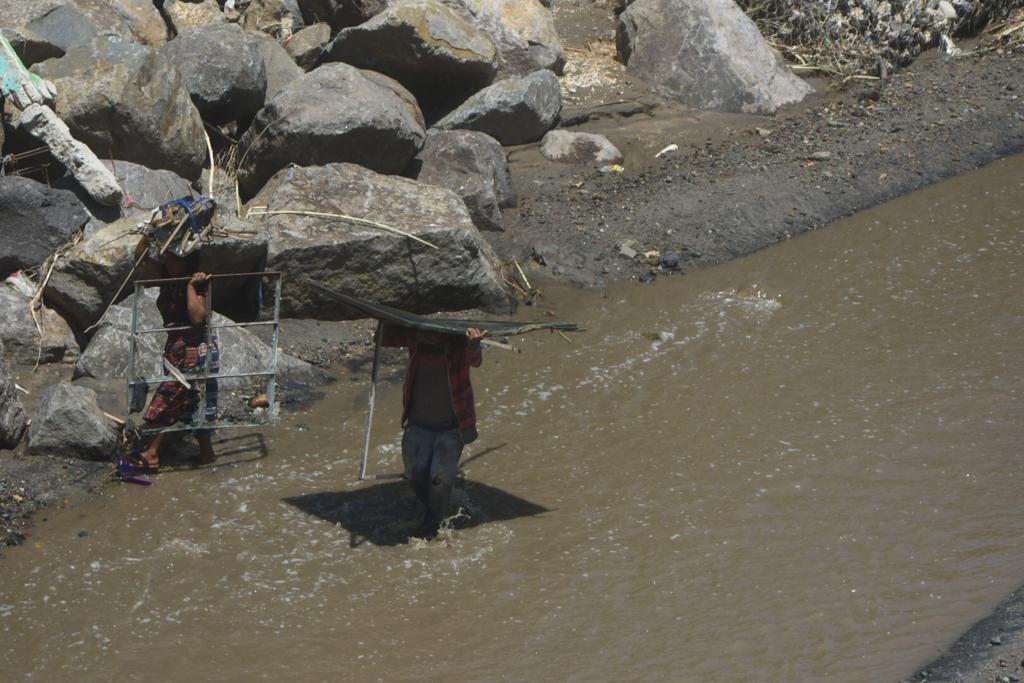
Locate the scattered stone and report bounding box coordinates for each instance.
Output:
[163,0,227,33]
[441,0,564,76]
[991,636,1004,646]
[413,130,516,231]
[251,163,511,317]
[660,252,680,269]
[33,36,207,180]
[808,151,833,161]
[540,130,623,165]
[0,342,28,450]
[619,244,637,259]
[284,22,331,71]
[76,530,89,537]
[323,0,497,103]
[434,68,561,145]
[0,275,78,365]
[617,0,814,114]
[0,176,89,276]
[237,63,426,198]
[159,24,268,125]
[28,383,118,460]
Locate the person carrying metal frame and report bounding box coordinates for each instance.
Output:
[127,244,219,471]
[383,324,489,539]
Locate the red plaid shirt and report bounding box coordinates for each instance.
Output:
[382,325,482,444]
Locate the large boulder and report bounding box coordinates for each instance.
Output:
[43,216,270,333]
[413,130,514,231]
[296,0,388,30]
[1,275,78,365]
[28,383,118,459]
[237,63,426,199]
[0,176,89,276]
[33,36,208,180]
[433,68,561,145]
[284,22,331,71]
[440,0,564,76]
[0,342,28,450]
[251,33,305,101]
[163,0,227,33]
[616,0,814,114]
[251,163,510,317]
[159,24,268,125]
[0,0,168,65]
[74,288,324,391]
[540,130,624,165]
[42,218,141,334]
[322,0,497,103]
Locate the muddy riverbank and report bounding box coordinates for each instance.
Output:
[497,48,1024,286]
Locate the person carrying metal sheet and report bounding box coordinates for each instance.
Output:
[383,324,489,539]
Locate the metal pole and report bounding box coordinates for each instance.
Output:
[266,274,281,423]
[126,282,140,422]
[358,320,383,481]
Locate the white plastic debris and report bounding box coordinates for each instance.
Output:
[18,104,123,206]
[655,143,679,158]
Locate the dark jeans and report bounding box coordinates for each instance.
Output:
[401,424,463,529]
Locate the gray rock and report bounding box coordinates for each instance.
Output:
[434,69,561,145]
[159,24,268,125]
[33,36,207,179]
[616,0,814,114]
[28,383,118,460]
[323,0,497,102]
[540,130,624,165]
[237,63,426,198]
[43,215,270,334]
[74,288,324,391]
[250,33,305,101]
[42,217,143,334]
[252,163,511,317]
[0,342,28,450]
[0,176,89,275]
[0,275,78,365]
[54,159,195,236]
[296,0,388,30]
[163,0,227,33]
[414,130,515,231]
[0,0,168,64]
[241,0,306,36]
[440,0,564,76]
[284,22,331,71]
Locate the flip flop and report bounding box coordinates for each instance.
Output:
[116,458,154,486]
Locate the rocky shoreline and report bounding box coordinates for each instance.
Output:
[1,1,1023,680]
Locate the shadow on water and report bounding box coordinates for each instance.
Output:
[158,432,271,470]
[284,478,549,547]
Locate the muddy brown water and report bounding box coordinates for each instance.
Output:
[3,155,1023,682]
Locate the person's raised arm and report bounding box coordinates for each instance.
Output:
[187,272,210,325]
[466,327,487,367]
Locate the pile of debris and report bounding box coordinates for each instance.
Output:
[737,0,1023,77]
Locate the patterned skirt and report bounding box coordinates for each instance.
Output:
[143,330,219,430]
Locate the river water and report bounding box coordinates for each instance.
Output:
[2,155,1023,682]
